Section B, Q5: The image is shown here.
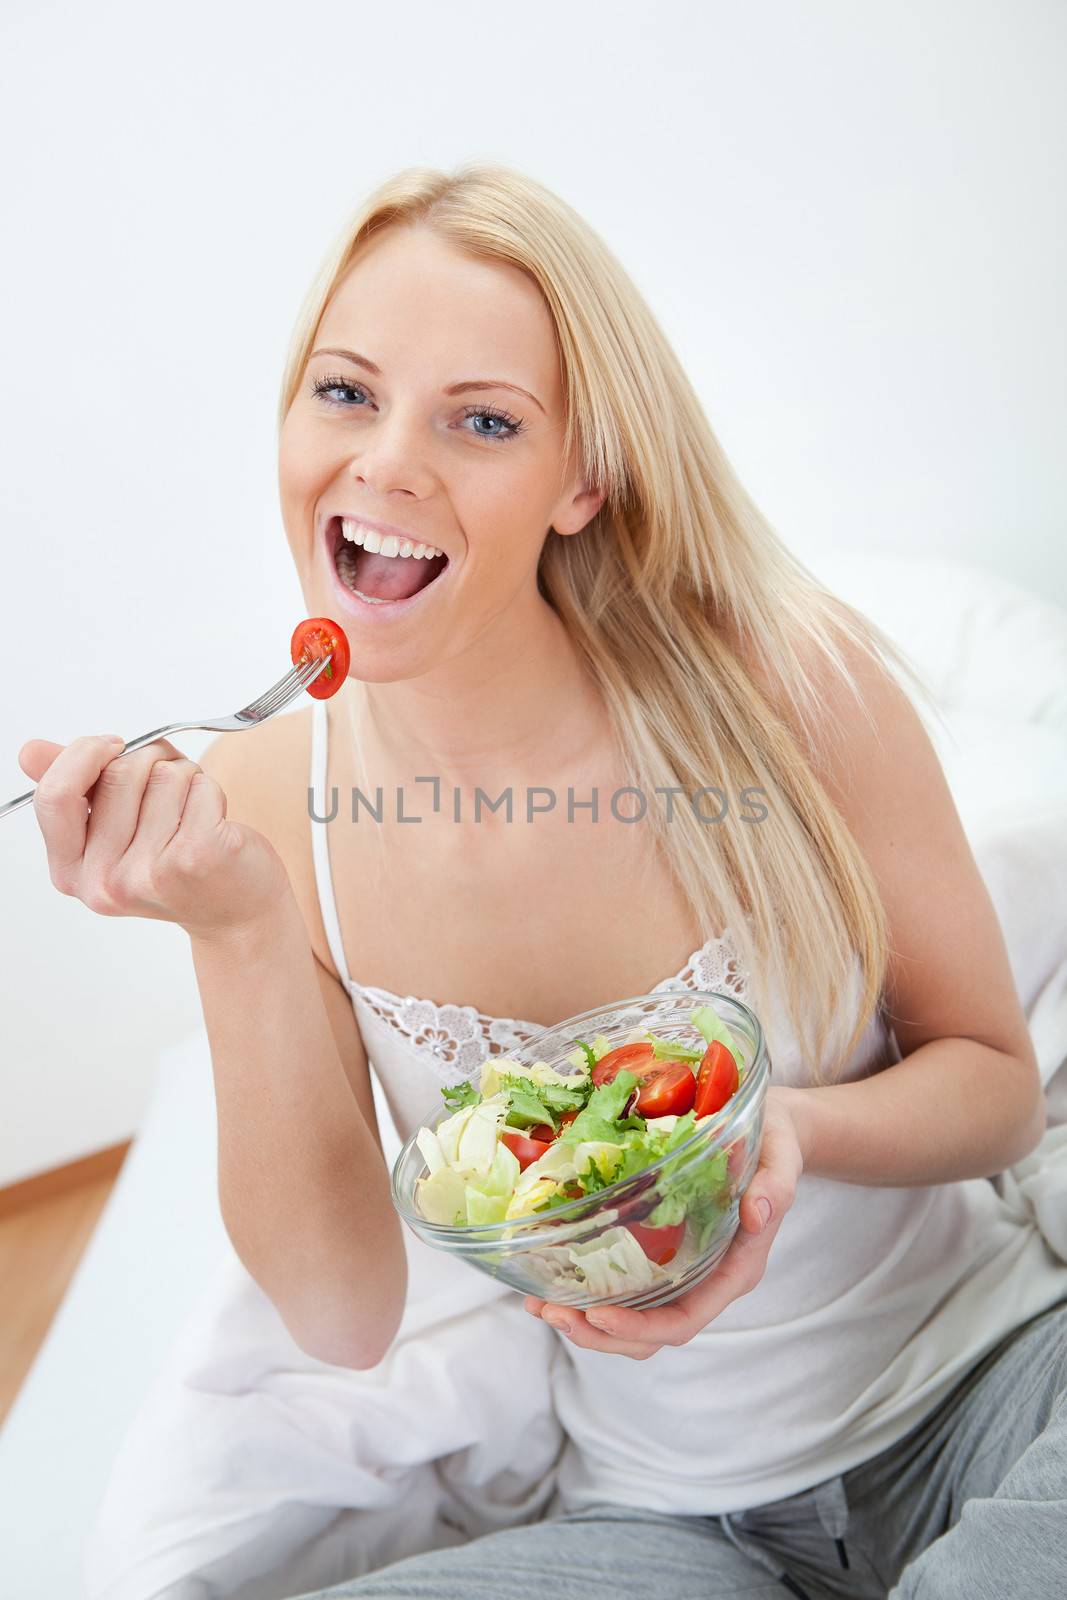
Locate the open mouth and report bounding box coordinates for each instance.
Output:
[328,516,450,606]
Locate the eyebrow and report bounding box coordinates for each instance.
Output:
[308,347,546,414]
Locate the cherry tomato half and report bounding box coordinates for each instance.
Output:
[694,1040,740,1119]
[593,1044,696,1118]
[633,1061,696,1118]
[625,1218,686,1266]
[290,617,350,699]
[591,1042,655,1086]
[501,1130,553,1171]
[526,1123,556,1143]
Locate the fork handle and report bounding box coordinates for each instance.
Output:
[1,721,198,820]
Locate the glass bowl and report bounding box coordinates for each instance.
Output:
[390,988,770,1310]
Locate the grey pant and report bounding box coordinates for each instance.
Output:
[291,1294,1067,1599]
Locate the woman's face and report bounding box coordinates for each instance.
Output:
[279,223,603,682]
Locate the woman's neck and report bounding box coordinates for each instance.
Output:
[343,599,613,791]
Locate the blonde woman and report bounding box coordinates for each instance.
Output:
[21,164,1067,1598]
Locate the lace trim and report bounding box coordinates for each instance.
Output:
[350,933,749,1086]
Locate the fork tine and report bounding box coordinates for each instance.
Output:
[241,665,304,717]
[249,670,311,717]
[246,654,329,718]
[285,654,329,699]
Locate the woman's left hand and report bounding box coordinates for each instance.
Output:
[523,1085,806,1359]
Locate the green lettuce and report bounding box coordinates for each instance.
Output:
[463,1139,521,1225]
[556,1069,642,1145]
[500,1082,557,1129]
[690,1004,746,1071]
[646,1033,703,1063]
[441,1080,480,1112]
[497,1070,587,1132]
[644,1111,731,1235]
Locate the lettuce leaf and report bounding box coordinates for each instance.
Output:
[556,1069,641,1145]
[646,1033,703,1064]
[500,1083,558,1129]
[497,1070,587,1132]
[441,1079,480,1112]
[565,1226,665,1295]
[570,1039,598,1074]
[464,1140,522,1224]
[435,1097,509,1175]
[646,1132,730,1230]
[415,1165,468,1225]
[690,1004,745,1070]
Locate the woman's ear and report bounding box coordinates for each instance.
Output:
[552,481,607,538]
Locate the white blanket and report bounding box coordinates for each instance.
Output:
[84,1180,568,1600]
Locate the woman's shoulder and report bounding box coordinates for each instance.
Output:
[197,706,336,971]
[736,598,913,804]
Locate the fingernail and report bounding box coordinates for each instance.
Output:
[101,734,124,746]
[585,1313,613,1332]
[756,1197,772,1227]
[543,1312,573,1334]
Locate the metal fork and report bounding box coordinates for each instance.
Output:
[1,653,331,820]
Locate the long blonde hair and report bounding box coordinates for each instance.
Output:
[277,161,943,1085]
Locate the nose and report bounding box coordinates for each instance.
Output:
[344,404,435,501]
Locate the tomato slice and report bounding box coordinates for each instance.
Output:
[290,617,350,699]
[526,1123,556,1144]
[592,1043,695,1118]
[501,1130,553,1171]
[694,1040,740,1118]
[633,1061,696,1118]
[625,1218,686,1266]
[591,1042,655,1086]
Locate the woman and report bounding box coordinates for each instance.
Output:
[22,163,1067,1598]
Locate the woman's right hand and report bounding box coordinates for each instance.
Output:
[19,734,293,941]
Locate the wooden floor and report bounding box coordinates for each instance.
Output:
[0,1144,129,1426]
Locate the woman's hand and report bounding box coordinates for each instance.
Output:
[19,734,292,942]
[523,1085,805,1359]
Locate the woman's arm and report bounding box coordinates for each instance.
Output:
[779,629,1046,1186]
[194,732,408,1369]
[780,1036,1044,1186]
[191,885,408,1370]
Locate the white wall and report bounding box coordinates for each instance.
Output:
[1,0,1064,1185]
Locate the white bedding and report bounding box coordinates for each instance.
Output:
[1,549,1064,1600]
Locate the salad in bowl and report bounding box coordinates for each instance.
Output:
[390,989,769,1309]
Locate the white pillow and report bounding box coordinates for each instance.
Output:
[807,547,1067,735]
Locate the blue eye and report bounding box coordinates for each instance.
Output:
[311,376,368,408]
[459,405,524,442]
[309,374,525,444]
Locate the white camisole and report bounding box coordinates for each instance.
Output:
[308,696,1067,1516]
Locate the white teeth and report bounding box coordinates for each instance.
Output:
[339,518,443,560]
